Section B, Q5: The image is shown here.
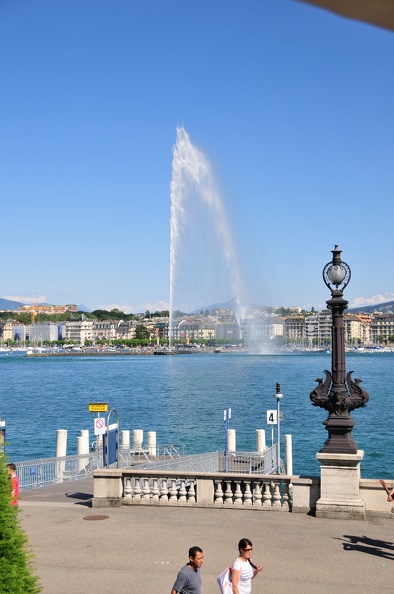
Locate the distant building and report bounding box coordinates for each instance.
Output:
[19,304,78,315]
[214,321,241,341]
[28,322,59,343]
[65,315,94,345]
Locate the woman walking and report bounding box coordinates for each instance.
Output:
[231,538,263,594]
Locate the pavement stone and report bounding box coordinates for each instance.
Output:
[19,478,394,594]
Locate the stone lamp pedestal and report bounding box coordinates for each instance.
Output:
[316,450,365,519]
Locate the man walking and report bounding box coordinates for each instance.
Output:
[171,546,204,594]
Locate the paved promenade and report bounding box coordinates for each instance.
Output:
[20,478,394,594]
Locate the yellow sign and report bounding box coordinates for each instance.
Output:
[88,403,108,413]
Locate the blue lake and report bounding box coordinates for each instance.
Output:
[0,351,393,478]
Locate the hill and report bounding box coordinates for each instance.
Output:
[348,300,394,314]
[0,297,23,310]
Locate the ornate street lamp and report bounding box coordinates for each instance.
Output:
[310,246,369,454]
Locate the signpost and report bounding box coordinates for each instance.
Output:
[88,403,108,413]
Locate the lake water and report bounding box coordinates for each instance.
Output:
[0,351,393,478]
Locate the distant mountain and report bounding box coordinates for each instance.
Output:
[77,304,91,312]
[0,297,23,310]
[348,300,394,314]
[191,298,264,315]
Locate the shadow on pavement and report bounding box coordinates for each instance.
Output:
[337,534,394,560]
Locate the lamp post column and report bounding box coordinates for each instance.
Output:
[310,246,370,519]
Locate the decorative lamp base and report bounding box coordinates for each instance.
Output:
[315,450,365,520]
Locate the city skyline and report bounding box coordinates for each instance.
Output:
[2,1,394,313]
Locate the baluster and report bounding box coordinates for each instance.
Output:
[151,478,160,502]
[243,480,253,506]
[142,478,151,502]
[215,480,224,505]
[187,479,196,504]
[168,479,178,504]
[233,480,243,506]
[178,479,187,503]
[160,478,169,504]
[124,476,132,500]
[253,481,262,506]
[281,483,290,511]
[224,480,234,506]
[262,482,272,508]
[133,477,142,501]
[272,482,282,507]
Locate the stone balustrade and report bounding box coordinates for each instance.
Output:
[92,469,394,518]
[92,468,293,509]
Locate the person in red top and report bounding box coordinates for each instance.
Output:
[6,463,20,507]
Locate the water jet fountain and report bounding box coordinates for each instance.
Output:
[169,127,244,349]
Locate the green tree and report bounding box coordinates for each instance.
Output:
[0,452,41,593]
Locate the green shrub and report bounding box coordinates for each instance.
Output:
[0,451,41,593]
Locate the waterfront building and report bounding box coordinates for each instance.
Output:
[0,320,16,342]
[116,320,137,341]
[28,322,59,343]
[92,319,118,343]
[13,324,27,343]
[371,311,394,345]
[284,316,305,341]
[304,315,318,347]
[64,314,94,345]
[214,321,241,341]
[242,314,272,348]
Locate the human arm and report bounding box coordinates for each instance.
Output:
[252,564,263,579]
[231,568,240,594]
[379,479,394,502]
[170,589,177,594]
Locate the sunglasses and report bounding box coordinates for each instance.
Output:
[243,548,253,552]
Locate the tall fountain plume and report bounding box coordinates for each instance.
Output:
[169,126,245,349]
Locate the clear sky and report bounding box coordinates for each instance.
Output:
[1,0,394,313]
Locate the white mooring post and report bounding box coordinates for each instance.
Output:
[148,431,157,456]
[228,429,236,453]
[77,430,90,473]
[256,429,266,454]
[56,429,67,481]
[121,430,130,449]
[133,429,143,451]
[285,434,293,476]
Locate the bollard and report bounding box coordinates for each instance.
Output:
[285,434,293,476]
[148,431,157,456]
[133,429,143,451]
[228,429,236,453]
[77,430,90,473]
[256,429,266,454]
[56,429,67,481]
[121,430,130,449]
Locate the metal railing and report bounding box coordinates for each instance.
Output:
[15,443,185,490]
[16,452,101,490]
[132,447,279,474]
[15,444,279,491]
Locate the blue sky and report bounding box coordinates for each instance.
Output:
[1,0,394,313]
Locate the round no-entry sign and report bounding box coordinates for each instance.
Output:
[94,417,106,436]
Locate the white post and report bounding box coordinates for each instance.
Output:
[148,431,157,456]
[77,436,84,473]
[256,429,266,454]
[80,429,90,454]
[285,434,293,476]
[133,429,143,451]
[121,430,130,449]
[56,429,67,457]
[56,429,67,481]
[228,429,236,453]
